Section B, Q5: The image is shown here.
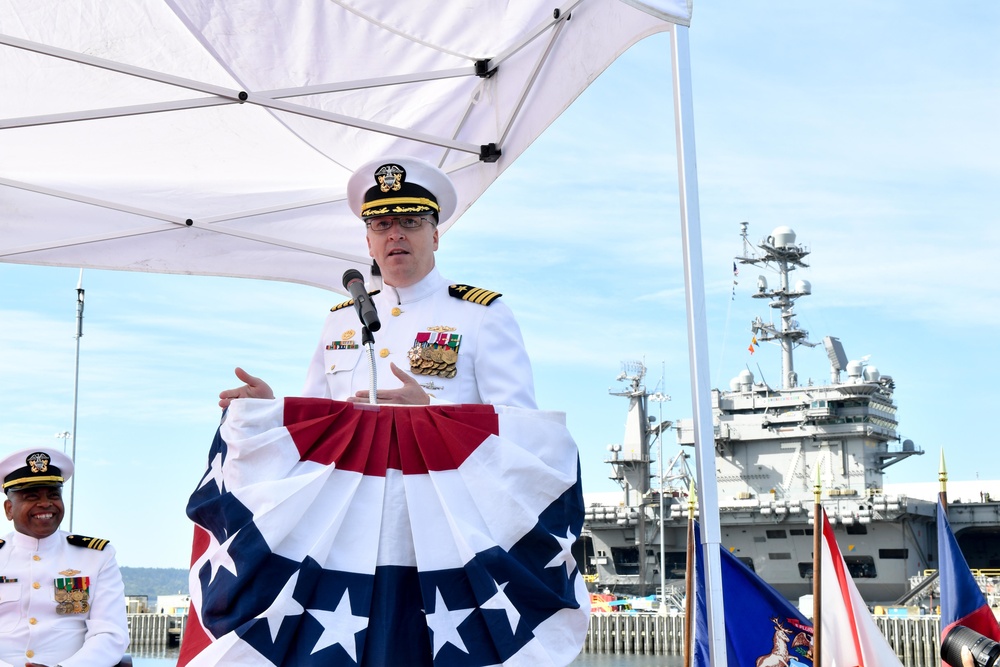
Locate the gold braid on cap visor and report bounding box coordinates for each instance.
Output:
[362,196,440,216]
[3,475,64,490]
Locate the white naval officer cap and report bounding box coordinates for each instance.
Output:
[0,447,74,492]
[347,156,458,225]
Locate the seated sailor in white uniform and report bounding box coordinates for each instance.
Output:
[0,448,128,667]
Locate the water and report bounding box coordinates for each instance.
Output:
[573,656,682,666]
[130,648,683,666]
[131,646,179,666]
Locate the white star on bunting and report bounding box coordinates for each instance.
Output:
[481,580,521,634]
[545,527,577,578]
[197,450,226,492]
[308,589,369,662]
[207,530,239,584]
[426,587,473,657]
[255,571,305,642]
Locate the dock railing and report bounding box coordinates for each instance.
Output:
[126,613,187,648]
[584,611,948,666]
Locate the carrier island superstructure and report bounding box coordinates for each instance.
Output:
[580,225,1000,605]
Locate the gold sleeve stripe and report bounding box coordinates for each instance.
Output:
[67,535,110,551]
[330,290,380,312]
[465,287,498,305]
[449,285,502,306]
[330,299,354,312]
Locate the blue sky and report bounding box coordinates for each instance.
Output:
[1,2,998,568]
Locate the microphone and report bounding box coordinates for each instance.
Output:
[342,269,381,332]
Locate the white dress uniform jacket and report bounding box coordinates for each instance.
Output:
[303,268,536,408]
[0,530,128,667]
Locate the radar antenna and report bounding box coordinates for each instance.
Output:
[736,224,818,389]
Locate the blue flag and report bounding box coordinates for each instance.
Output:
[938,498,1000,650]
[693,521,813,667]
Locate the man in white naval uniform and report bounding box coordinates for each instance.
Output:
[300,264,535,406]
[0,448,128,667]
[220,155,536,409]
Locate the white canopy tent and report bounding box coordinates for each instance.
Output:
[1,1,729,663]
[2,0,688,291]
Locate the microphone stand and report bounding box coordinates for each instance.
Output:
[361,325,378,404]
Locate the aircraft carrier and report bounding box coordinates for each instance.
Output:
[579,224,1000,606]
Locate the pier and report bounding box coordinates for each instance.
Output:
[124,606,953,665]
[126,613,187,648]
[584,613,945,666]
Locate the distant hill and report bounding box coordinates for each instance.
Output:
[120,566,188,600]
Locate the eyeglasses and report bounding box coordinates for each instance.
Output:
[365,216,435,232]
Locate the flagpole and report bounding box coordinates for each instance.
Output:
[936,448,948,618]
[669,23,727,666]
[69,269,84,532]
[812,465,822,665]
[684,481,696,667]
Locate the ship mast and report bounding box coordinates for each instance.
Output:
[737,223,818,389]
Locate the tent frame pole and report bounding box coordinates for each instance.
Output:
[669,23,727,667]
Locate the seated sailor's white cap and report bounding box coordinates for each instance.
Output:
[0,447,74,492]
[347,156,458,224]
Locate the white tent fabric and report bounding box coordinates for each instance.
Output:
[4,4,736,663]
[0,0,691,293]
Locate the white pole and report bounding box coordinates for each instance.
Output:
[69,269,84,532]
[658,421,666,604]
[669,24,727,667]
[650,386,670,610]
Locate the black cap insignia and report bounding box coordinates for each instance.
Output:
[27,452,50,474]
[374,164,405,193]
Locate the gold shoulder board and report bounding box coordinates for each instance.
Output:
[449,284,502,306]
[330,290,381,312]
[66,535,110,551]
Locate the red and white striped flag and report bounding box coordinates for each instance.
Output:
[819,510,903,667]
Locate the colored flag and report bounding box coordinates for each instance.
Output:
[819,510,903,666]
[938,497,1000,659]
[178,398,589,666]
[733,262,739,277]
[693,521,813,667]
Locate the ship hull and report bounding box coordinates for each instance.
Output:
[588,227,1000,607]
[583,496,1000,605]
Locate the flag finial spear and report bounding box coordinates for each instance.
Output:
[939,449,948,510]
[813,462,822,504]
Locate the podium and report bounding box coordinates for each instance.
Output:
[178,398,589,667]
